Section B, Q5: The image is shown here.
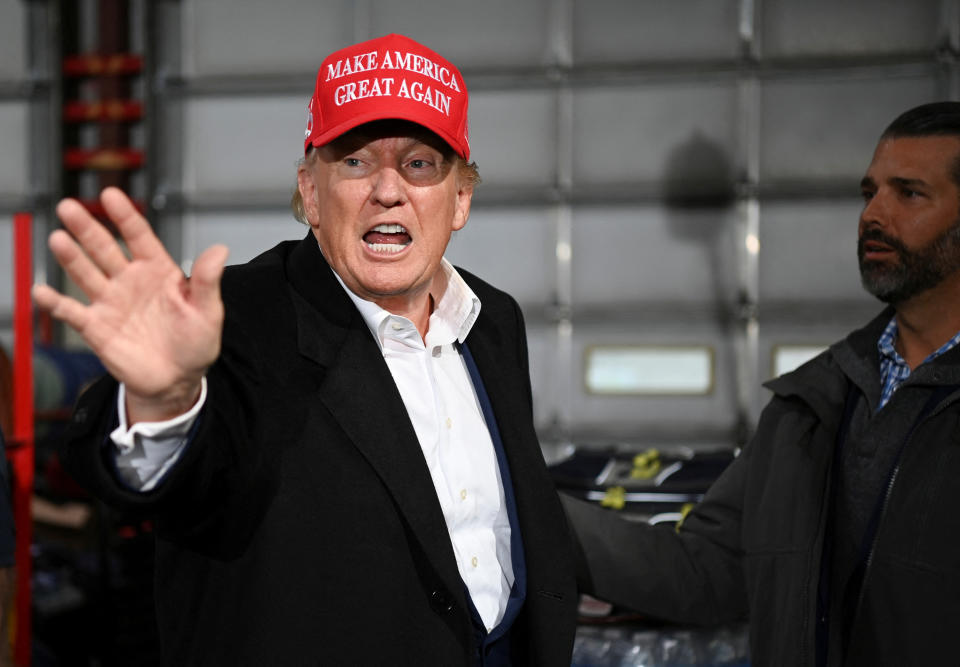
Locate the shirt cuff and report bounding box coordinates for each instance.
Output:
[111,378,207,454]
[109,378,207,491]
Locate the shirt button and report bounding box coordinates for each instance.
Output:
[446,417,453,429]
[460,489,467,500]
[391,321,404,331]
[471,556,478,568]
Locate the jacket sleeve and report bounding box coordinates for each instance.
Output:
[60,293,277,559]
[561,439,752,626]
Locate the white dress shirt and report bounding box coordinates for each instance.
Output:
[111,257,514,631]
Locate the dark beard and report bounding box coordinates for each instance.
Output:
[858,216,960,304]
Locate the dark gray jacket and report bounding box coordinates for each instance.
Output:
[564,307,960,666]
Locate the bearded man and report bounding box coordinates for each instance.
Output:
[563,101,960,666]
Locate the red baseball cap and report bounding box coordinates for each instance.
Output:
[304,34,470,160]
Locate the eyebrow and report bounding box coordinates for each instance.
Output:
[890,176,929,189]
[859,176,929,189]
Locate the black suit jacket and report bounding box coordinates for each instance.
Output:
[63,234,578,666]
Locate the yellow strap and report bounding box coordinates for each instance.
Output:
[630,448,661,479]
[600,486,626,510]
[675,502,696,532]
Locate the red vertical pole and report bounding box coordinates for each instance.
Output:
[11,212,34,667]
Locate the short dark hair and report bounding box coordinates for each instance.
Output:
[882,102,960,187]
[882,101,960,138]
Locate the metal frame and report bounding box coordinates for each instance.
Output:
[95,0,960,450]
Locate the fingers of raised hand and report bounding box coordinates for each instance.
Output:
[31,284,90,333]
[55,198,130,278]
[189,244,229,314]
[47,228,110,300]
[100,187,169,261]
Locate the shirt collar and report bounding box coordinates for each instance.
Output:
[877,316,901,365]
[877,314,960,369]
[330,256,481,351]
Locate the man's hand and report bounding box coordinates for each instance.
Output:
[33,187,229,423]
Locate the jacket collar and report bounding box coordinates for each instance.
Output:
[337,258,482,352]
[765,305,960,422]
[763,308,892,425]
[283,232,357,368]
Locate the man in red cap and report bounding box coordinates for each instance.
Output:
[34,34,577,666]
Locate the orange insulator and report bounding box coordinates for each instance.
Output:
[63,99,144,122]
[63,147,146,170]
[62,53,143,77]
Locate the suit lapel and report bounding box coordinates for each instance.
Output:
[463,312,534,485]
[465,304,568,592]
[284,234,466,603]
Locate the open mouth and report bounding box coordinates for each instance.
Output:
[858,231,903,263]
[861,239,897,259]
[363,223,411,254]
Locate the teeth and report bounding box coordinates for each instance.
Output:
[367,242,407,253]
[372,224,407,234]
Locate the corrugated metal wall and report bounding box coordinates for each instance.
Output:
[4,0,958,455]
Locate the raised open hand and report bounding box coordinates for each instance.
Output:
[33,187,229,423]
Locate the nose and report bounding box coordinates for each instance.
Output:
[859,188,888,235]
[369,167,406,208]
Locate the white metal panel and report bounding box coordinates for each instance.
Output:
[760,75,938,182]
[585,345,714,394]
[571,205,739,306]
[469,90,556,187]
[758,199,875,302]
[572,82,739,185]
[444,207,555,305]
[565,323,738,436]
[762,0,941,57]
[0,0,26,79]
[184,211,306,268]
[181,95,307,194]
[182,0,354,76]
[369,0,551,67]
[573,0,741,63]
[0,102,28,197]
[525,321,565,431]
[40,0,954,456]
[770,344,827,378]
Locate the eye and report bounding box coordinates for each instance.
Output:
[896,186,924,200]
[402,156,442,182]
[861,189,874,202]
[344,157,363,168]
[406,157,437,171]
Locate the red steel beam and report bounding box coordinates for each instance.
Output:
[11,212,34,667]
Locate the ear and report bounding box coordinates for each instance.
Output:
[297,163,321,230]
[451,182,473,232]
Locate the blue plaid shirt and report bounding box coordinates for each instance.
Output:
[877,316,960,410]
